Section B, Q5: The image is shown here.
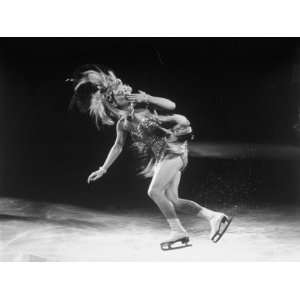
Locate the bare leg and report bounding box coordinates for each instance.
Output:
[148,157,187,237]
[165,171,217,220]
[165,171,229,239]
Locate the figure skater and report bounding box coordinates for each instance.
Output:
[69,65,232,250]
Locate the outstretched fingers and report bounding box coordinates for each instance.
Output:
[87,171,99,184]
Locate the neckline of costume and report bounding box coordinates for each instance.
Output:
[128,109,153,122]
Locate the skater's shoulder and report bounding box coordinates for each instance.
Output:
[116,118,128,131]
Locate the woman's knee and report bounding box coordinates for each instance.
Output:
[147,185,164,199]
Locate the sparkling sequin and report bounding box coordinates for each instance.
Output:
[125,114,189,177]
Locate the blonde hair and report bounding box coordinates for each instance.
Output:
[72,67,131,129]
[89,91,115,128]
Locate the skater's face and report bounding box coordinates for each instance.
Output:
[112,84,132,109]
[113,92,129,108]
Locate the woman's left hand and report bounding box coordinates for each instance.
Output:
[160,127,173,137]
[126,90,149,104]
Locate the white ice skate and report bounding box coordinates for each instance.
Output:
[209,213,233,243]
[160,231,192,251]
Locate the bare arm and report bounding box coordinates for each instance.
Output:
[102,120,127,171]
[146,94,176,111]
[155,114,193,138]
[87,119,127,183]
[126,91,176,111]
[156,114,190,126]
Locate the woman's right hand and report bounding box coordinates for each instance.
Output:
[87,167,107,184]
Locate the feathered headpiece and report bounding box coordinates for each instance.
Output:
[68,65,132,128]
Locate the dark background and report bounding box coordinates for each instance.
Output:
[1,38,300,211]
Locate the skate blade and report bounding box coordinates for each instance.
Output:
[160,237,192,251]
[211,216,233,243]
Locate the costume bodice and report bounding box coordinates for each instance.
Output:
[124,112,168,159]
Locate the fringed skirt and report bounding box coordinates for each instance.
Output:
[134,139,189,178]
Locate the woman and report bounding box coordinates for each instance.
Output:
[70,66,232,250]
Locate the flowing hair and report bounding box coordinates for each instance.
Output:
[69,65,131,129]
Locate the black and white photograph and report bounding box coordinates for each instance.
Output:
[2,2,300,299]
[1,37,300,261]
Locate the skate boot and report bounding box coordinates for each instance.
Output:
[209,213,233,243]
[160,231,192,251]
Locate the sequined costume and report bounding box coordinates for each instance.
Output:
[123,112,189,178]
